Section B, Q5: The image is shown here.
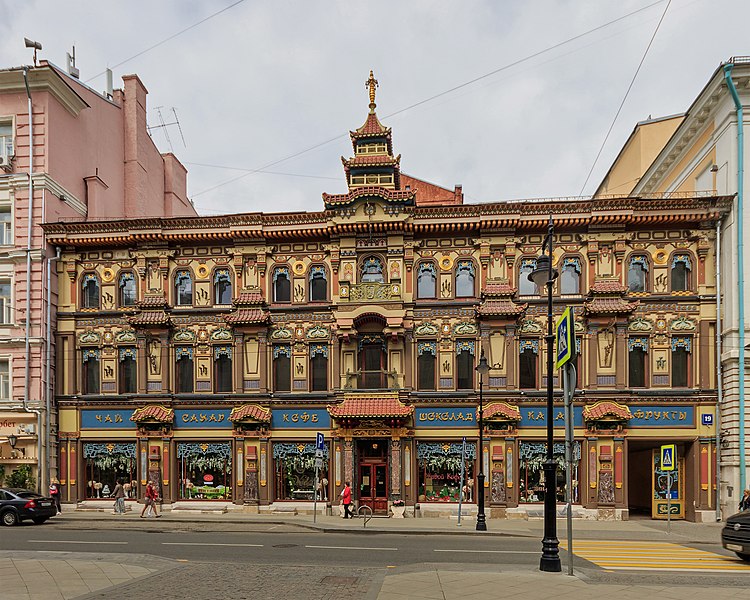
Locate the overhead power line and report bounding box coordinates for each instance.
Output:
[578,0,672,196]
[191,0,668,201]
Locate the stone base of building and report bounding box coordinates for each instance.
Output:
[76,500,135,512]
[259,501,328,516]
[693,509,721,523]
[505,505,629,521]
[414,502,477,519]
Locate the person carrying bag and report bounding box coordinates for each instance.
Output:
[340,481,352,519]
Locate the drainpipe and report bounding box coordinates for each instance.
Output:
[45,246,60,492]
[22,67,41,493]
[716,217,723,520]
[724,63,746,494]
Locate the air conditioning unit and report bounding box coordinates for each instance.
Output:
[0,152,11,173]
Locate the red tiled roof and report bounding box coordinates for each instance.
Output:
[482,282,517,297]
[477,300,527,317]
[484,402,521,421]
[583,401,632,421]
[343,154,400,168]
[352,112,390,137]
[229,404,271,423]
[137,293,168,308]
[131,405,174,423]
[128,310,170,326]
[224,308,270,325]
[328,396,413,419]
[235,290,264,306]
[584,297,638,315]
[590,279,628,294]
[323,186,416,207]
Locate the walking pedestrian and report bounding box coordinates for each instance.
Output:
[340,481,352,519]
[740,489,750,512]
[112,478,126,514]
[49,478,61,515]
[140,481,161,518]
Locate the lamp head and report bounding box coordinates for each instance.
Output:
[7,434,17,448]
[475,349,490,376]
[528,254,558,289]
[24,38,42,50]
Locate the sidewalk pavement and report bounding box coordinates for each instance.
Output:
[54,506,725,544]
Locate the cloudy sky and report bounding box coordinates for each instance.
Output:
[2,0,748,215]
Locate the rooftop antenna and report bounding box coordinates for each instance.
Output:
[105,69,113,100]
[66,45,80,79]
[147,107,187,151]
[24,37,42,66]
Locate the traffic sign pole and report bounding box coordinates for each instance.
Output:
[667,472,671,534]
[563,362,576,576]
[314,433,325,524]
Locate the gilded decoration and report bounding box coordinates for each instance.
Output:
[271,327,293,340]
[415,322,439,336]
[629,317,653,332]
[115,330,136,343]
[453,322,477,335]
[306,325,329,340]
[173,329,196,342]
[519,319,542,334]
[79,330,100,344]
[670,315,696,331]
[101,268,115,283]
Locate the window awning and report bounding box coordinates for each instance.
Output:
[229,404,271,423]
[583,401,632,421]
[130,405,174,424]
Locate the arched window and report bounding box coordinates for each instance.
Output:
[82,274,100,309]
[560,257,581,295]
[175,271,193,306]
[455,261,475,298]
[627,256,649,293]
[273,267,291,303]
[175,347,194,393]
[214,269,232,305]
[119,348,137,394]
[417,263,437,299]
[119,272,137,307]
[310,344,328,391]
[309,267,327,302]
[518,259,537,296]
[214,346,232,393]
[361,256,384,283]
[671,255,691,292]
[417,342,437,390]
[273,345,291,392]
[82,349,100,394]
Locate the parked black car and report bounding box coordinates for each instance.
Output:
[0,487,57,526]
[722,509,750,561]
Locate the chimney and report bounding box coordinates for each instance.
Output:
[105,69,113,100]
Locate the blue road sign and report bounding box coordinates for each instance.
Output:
[660,444,676,471]
[555,307,575,370]
[316,432,325,451]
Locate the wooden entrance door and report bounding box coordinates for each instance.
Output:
[359,462,388,515]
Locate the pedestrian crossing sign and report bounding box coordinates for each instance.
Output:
[660,444,676,471]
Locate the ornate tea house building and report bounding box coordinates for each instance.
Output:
[45,74,730,521]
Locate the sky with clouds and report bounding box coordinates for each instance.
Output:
[2,0,748,216]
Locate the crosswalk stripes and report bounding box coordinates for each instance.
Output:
[560,540,750,572]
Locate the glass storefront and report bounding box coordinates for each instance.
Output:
[83,442,137,500]
[273,442,329,501]
[518,441,581,503]
[177,442,232,500]
[417,441,475,503]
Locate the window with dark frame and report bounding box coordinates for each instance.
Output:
[82,349,100,394]
[175,347,194,393]
[309,267,327,302]
[519,340,538,389]
[214,346,232,393]
[455,261,475,298]
[273,267,291,302]
[118,348,137,394]
[175,271,193,306]
[417,263,437,299]
[671,255,691,292]
[82,274,100,309]
[214,269,232,305]
[359,335,386,388]
[560,257,581,295]
[273,345,291,392]
[361,256,384,283]
[671,337,691,387]
[119,272,136,307]
[417,342,437,390]
[628,338,648,388]
[627,256,648,292]
[310,345,328,391]
[456,340,474,390]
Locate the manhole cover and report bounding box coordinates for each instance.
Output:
[272,543,298,548]
[320,576,359,585]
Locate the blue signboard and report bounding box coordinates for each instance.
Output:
[174,409,231,429]
[701,413,714,426]
[316,432,325,450]
[81,410,135,429]
[415,407,476,428]
[628,406,695,427]
[519,406,583,428]
[271,409,331,429]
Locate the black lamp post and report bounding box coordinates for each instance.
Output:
[528,215,562,573]
[475,349,490,531]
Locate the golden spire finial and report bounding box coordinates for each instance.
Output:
[366,70,378,113]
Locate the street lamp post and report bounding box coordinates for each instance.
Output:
[7,434,17,449]
[529,216,562,573]
[475,350,490,531]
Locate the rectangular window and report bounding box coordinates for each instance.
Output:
[629,347,646,388]
[418,352,436,391]
[0,206,11,245]
[274,347,291,392]
[310,354,327,392]
[0,280,10,324]
[119,350,137,394]
[176,350,194,393]
[456,341,474,390]
[83,356,100,395]
[214,353,232,393]
[0,121,12,158]
[0,359,8,401]
[519,344,538,389]
[672,346,690,387]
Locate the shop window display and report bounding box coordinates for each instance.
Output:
[177,442,232,500]
[83,443,137,500]
[273,442,329,501]
[417,442,475,503]
[518,441,581,503]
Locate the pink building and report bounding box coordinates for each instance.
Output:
[0,60,197,491]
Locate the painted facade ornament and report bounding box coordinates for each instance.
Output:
[629,316,653,332]
[79,330,100,344]
[307,325,329,339]
[390,261,400,279]
[173,329,196,342]
[147,338,161,375]
[211,328,233,341]
[271,327,293,340]
[519,319,542,334]
[415,322,439,336]
[670,315,695,331]
[453,322,477,335]
[342,263,354,282]
[116,330,136,343]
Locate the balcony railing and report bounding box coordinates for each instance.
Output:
[340,282,401,302]
[344,369,401,390]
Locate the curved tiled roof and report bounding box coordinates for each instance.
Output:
[585,297,638,315]
[229,404,271,423]
[583,401,632,421]
[483,402,521,421]
[328,395,413,419]
[351,112,390,137]
[128,310,170,326]
[131,405,174,423]
[322,186,416,208]
[234,290,264,306]
[343,154,400,168]
[224,308,269,325]
[477,300,527,317]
